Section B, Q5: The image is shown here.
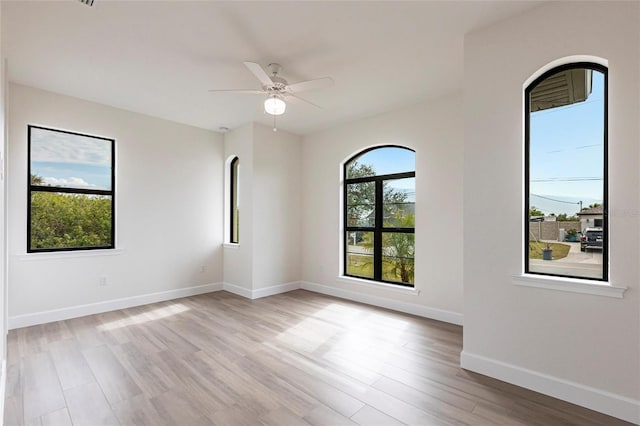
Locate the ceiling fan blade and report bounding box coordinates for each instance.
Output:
[286,77,334,93]
[243,62,274,87]
[208,89,265,94]
[288,94,322,109]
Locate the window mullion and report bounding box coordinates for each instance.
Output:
[374,179,383,281]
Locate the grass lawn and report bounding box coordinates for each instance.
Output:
[529,242,571,260]
[346,253,414,284]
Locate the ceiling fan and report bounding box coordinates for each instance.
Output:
[209,62,334,120]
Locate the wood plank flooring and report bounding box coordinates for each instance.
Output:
[3,290,631,425]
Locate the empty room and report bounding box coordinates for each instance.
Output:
[0,1,638,425]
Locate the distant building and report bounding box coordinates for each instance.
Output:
[577,206,603,232]
[529,215,556,222]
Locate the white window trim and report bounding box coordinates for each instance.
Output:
[512,274,626,298]
[337,275,421,296]
[223,243,240,250]
[18,248,124,261]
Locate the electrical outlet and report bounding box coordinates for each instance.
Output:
[99,275,108,286]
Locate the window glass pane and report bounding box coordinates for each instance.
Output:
[346,147,414,178]
[30,127,112,191]
[346,231,374,278]
[382,232,414,284]
[30,192,112,250]
[346,182,375,227]
[527,67,605,280]
[383,177,415,228]
[231,158,240,243]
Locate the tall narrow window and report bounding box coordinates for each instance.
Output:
[344,146,415,287]
[525,63,607,280]
[230,156,240,243]
[28,125,115,252]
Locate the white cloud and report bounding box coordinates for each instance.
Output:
[43,177,96,188]
[31,128,111,166]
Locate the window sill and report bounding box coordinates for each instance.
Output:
[337,276,420,295]
[17,248,124,261]
[512,274,627,298]
[223,243,240,250]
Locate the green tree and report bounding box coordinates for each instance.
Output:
[346,161,411,225]
[556,213,579,221]
[529,206,544,218]
[30,188,112,250]
[30,174,45,185]
[346,162,376,227]
[382,213,415,283]
[347,161,414,284]
[588,203,601,209]
[30,174,112,249]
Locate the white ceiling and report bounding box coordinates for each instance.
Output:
[2,1,541,135]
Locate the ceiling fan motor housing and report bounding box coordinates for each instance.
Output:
[265,76,288,93]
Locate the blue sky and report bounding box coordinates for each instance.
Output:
[356,71,605,217]
[355,147,414,176]
[31,128,112,190]
[529,70,605,215]
[355,147,415,201]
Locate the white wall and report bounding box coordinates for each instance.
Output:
[8,84,224,319]
[223,123,302,294]
[253,124,302,289]
[462,1,639,422]
[0,4,7,384]
[301,94,464,321]
[223,123,254,291]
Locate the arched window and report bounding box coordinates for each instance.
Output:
[344,146,415,286]
[525,63,607,280]
[230,156,240,243]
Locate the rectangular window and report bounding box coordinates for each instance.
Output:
[525,64,607,281]
[28,125,115,252]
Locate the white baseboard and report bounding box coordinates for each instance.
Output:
[460,350,640,425]
[0,360,5,424]
[221,282,253,299]
[8,279,463,330]
[252,281,301,299]
[8,282,223,330]
[222,281,301,299]
[300,281,463,326]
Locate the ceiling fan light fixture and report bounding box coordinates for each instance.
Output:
[264,95,286,116]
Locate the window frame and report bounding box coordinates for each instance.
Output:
[343,145,415,287]
[27,125,116,253]
[229,156,239,244]
[524,62,608,281]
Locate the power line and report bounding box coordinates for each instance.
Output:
[531,193,580,205]
[531,177,602,182]
[546,143,602,154]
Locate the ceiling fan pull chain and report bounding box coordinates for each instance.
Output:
[273,113,277,132]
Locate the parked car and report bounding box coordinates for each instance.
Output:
[581,228,603,252]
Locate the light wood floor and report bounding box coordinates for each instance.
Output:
[3,290,631,425]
